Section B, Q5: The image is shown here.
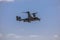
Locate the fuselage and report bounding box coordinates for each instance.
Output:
[16,11,40,22]
[22,17,40,22]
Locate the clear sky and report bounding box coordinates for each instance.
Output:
[0,0,60,40]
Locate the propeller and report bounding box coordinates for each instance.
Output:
[22,11,30,13]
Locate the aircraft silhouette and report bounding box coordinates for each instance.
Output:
[16,11,40,23]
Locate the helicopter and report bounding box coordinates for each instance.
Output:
[16,11,40,23]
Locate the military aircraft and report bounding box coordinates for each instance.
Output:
[16,11,40,23]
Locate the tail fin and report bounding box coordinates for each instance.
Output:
[16,16,21,21]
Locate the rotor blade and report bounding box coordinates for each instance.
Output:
[32,13,37,15]
[32,12,38,14]
[22,12,27,13]
[22,11,30,13]
[32,12,37,17]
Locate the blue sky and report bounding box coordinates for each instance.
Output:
[0,0,60,40]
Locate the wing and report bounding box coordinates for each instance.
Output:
[22,18,31,23]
